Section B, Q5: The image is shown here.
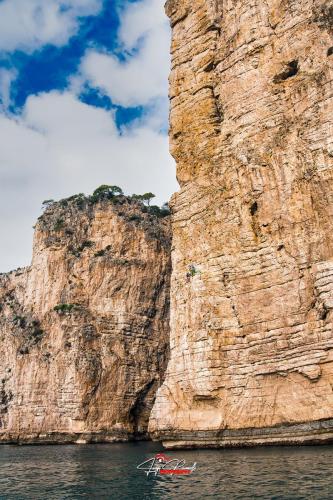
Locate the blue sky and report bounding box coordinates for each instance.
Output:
[0,0,177,272]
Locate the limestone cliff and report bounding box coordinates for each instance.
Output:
[149,0,333,447]
[0,193,171,443]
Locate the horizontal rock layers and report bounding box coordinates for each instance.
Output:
[0,195,171,444]
[149,0,333,448]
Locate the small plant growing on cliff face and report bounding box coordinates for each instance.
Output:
[79,240,94,252]
[161,202,171,215]
[94,249,105,257]
[75,193,86,209]
[67,193,85,202]
[59,199,68,208]
[53,218,64,231]
[186,264,200,282]
[42,199,54,210]
[54,303,79,314]
[128,214,142,223]
[65,193,86,209]
[145,202,170,218]
[13,315,26,328]
[68,240,94,258]
[148,205,162,216]
[32,326,44,341]
[94,245,112,257]
[95,250,105,257]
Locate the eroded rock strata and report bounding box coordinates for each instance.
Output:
[149,0,333,447]
[0,194,171,444]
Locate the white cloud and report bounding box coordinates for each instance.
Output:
[0,0,102,53]
[0,91,177,272]
[118,0,167,50]
[78,0,170,107]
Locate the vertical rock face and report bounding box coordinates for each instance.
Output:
[150,0,333,447]
[0,195,171,443]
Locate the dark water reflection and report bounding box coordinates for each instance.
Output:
[0,441,333,499]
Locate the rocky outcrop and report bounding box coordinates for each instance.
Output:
[149,0,333,448]
[0,193,171,444]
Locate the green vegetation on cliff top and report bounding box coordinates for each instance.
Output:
[42,185,170,218]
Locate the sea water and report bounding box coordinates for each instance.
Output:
[0,441,333,499]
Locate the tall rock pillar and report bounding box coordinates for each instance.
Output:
[150,0,333,448]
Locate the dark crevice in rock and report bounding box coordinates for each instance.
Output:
[213,91,224,124]
[327,47,333,56]
[273,60,299,83]
[0,379,13,428]
[250,201,258,216]
[205,24,221,36]
[204,61,216,72]
[129,379,157,435]
[320,306,329,321]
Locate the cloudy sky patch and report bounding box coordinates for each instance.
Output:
[0,0,177,272]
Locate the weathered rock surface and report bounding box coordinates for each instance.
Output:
[149,0,333,448]
[0,194,171,443]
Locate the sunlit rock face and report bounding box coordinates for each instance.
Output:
[0,195,171,444]
[149,0,333,448]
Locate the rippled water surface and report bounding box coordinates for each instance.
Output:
[1,442,333,499]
